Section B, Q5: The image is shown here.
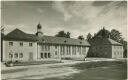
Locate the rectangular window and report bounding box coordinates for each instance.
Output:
[55,51,57,55]
[19,53,23,58]
[48,53,51,58]
[9,42,13,46]
[45,45,47,51]
[42,45,44,51]
[48,45,50,51]
[72,46,76,55]
[20,42,23,46]
[9,53,13,58]
[41,53,44,58]
[29,43,33,47]
[14,53,18,58]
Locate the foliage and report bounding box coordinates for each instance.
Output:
[78,35,84,40]
[86,33,92,41]
[55,31,71,38]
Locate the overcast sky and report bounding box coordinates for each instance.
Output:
[1,1,127,40]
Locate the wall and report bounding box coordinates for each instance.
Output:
[3,40,37,62]
[89,44,112,58]
[112,45,124,58]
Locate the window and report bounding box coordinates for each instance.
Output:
[19,42,23,46]
[44,53,47,58]
[73,46,76,55]
[9,42,13,46]
[45,45,47,51]
[29,43,33,47]
[14,53,18,58]
[42,45,44,51]
[41,53,44,58]
[55,51,57,55]
[48,45,50,51]
[19,53,23,58]
[48,53,51,58]
[9,53,13,58]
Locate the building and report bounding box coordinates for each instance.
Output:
[2,24,90,62]
[88,28,124,58]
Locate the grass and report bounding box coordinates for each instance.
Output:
[1,68,28,74]
[43,60,127,80]
[7,60,61,66]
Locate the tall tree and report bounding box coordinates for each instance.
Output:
[86,33,92,41]
[78,35,84,40]
[110,29,123,43]
[66,32,70,38]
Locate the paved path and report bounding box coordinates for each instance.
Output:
[1,58,121,71]
[1,58,125,80]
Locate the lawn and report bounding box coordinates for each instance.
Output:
[43,61,127,80]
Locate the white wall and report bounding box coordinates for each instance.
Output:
[3,40,37,61]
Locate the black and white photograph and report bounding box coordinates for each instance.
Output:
[1,0,127,80]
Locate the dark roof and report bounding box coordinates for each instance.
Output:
[4,28,38,42]
[4,28,90,46]
[90,37,123,46]
[38,36,90,46]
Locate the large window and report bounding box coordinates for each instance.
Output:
[42,45,44,51]
[9,42,13,46]
[20,42,23,46]
[60,46,65,55]
[48,53,51,58]
[72,46,76,55]
[19,53,23,58]
[41,53,44,58]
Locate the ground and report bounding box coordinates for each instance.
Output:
[1,58,127,80]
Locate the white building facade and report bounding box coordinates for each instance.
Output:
[2,24,90,62]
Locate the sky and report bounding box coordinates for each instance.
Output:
[1,1,127,40]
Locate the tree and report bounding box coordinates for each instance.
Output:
[78,35,84,40]
[66,32,70,38]
[55,31,71,38]
[86,33,92,41]
[110,29,123,43]
[93,27,110,38]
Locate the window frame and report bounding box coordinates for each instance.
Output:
[9,42,13,46]
[19,53,23,58]
[14,53,18,58]
[20,42,23,46]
